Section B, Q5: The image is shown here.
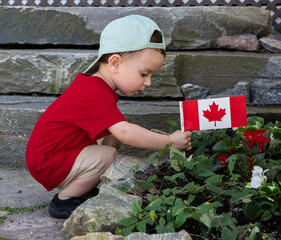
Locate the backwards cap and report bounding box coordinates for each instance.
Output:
[83,14,166,75]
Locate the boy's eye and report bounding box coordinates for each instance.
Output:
[140,73,148,77]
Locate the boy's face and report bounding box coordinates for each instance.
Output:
[113,48,164,97]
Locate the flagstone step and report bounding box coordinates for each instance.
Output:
[1,49,281,104]
[1,95,280,169]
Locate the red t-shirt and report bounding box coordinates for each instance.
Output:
[25,73,126,191]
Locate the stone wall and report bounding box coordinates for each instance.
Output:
[0,6,281,168]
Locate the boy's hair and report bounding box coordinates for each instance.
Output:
[83,15,166,76]
[99,30,166,64]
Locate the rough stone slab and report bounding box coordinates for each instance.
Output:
[71,232,124,240]
[259,38,281,53]
[0,6,271,49]
[0,168,59,208]
[176,51,277,95]
[100,155,148,185]
[0,50,182,98]
[61,185,142,240]
[1,50,281,98]
[251,79,281,104]
[125,230,192,240]
[0,206,64,240]
[1,96,281,169]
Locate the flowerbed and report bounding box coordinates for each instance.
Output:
[116,116,281,240]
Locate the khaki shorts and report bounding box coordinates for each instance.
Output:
[57,144,117,189]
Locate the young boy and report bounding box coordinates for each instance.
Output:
[25,15,192,219]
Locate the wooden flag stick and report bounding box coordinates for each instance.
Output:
[179,101,186,157]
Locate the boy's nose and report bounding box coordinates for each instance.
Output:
[144,78,151,87]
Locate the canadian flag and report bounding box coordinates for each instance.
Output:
[180,96,247,131]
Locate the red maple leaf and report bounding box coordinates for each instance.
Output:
[202,101,226,127]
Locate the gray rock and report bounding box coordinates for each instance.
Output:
[207,81,250,103]
[168,7,271,50]
[251,79,281,104]
[0,210,8,217]
[259,38,281,53]
[0,50,181,98]
[0,6,271,49]
[101,155,148,185]
[217,35,259,52]
[181,83,209,100]
[61,185,142,240]
[71,232,124,240]
[0,168,59,208]
[125,230,192,240]
[0,207,64,240]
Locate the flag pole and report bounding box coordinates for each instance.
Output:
[179,101,186,157]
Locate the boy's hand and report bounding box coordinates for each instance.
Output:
[169,130,192,151]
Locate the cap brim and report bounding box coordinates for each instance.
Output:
[82,56,101,75]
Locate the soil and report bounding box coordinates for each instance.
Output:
[130,161,281,240]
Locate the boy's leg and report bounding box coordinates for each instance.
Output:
[49,144,117,218]
[58,144,117,199]
[58,147,116,199]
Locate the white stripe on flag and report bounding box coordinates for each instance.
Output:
[198,97,231,130]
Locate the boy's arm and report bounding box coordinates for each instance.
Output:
[108,121,191,151]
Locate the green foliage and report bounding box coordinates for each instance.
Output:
[116,116,281,239]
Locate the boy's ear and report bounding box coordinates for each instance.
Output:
[108,54,122,73]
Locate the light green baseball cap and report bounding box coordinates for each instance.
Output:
[83,14,166,75]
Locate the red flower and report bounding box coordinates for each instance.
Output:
[243,129,270,151]
[218,154,228,167]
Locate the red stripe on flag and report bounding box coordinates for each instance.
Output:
[182,100,200,131]
[230,96,247,127]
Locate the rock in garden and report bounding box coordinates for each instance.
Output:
[124,230,192,240]
[181,83,209,100]
[71,232,124,240]
[259,38,281,53]
[100,155,148,184]
[207,81,250,103]
[251,79,281,104]
[217,35,259,52]
[61,185,142,240]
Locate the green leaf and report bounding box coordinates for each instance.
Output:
[243,202,263,221]
[132,200,142,216]
[200,213,212,229]
[164,196,176,206]
[227,154,237,174]
[221,227,239,240]
[247,116,264,128]
[147,152,158,164]
[260,185,280,196]
[172,198,187,217]
[118,217,138,226]
[182,182,195,192]
[187,194,195,205]
[149,210,157,222]
[213,140,230,152]
[205,175,222,184]
[146,199,162,212]
[136,220,146,232]
[206,184,222,194]
[164,172,185,185]
[122,224,135,236]
[247,226,260,240]
[226,187,252,205]
[260,210,272,222]
[175,210,191,229]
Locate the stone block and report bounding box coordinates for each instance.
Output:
[217,35,259,52]
[251,79,281,104]
[0,50,182,98]
[176,51,272,95]
[0,6,271,50]
[259,38,281,53]
[1,95,281,169]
